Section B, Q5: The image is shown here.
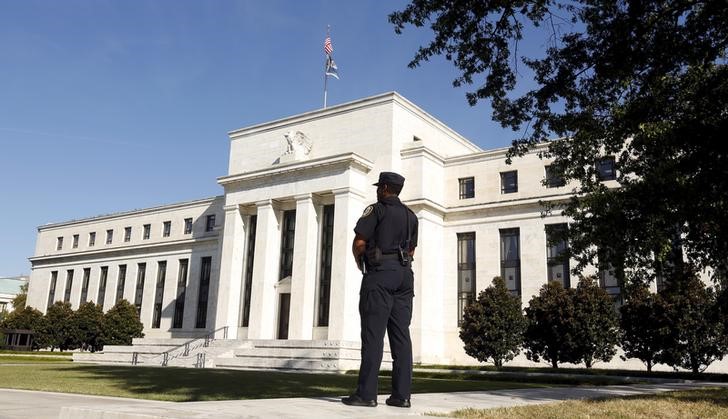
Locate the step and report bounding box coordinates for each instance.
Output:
[233,347,369,361]
[214,356,368,371]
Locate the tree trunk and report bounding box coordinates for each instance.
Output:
[552,359,558,368]
[647,360,652,372]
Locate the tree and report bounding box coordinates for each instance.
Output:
[0,306,44,350]
[72,302,105,352]
[459,277,527,368]
[657,267,727,373]
[390,1,728,284]
[523,281,578,368]
[41,301,77,351]
[102,299,143,346]
[571,277,620,368]
[11,283,27,311]
[619,285,668,372]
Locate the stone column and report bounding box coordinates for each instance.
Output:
[288,194,320,340]
[212,204,247,339]
[247,200,281,339]
[410,206,446,364]
[327,188,366,342]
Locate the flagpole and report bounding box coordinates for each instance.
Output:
[323,25,330,108]
[323,58,328,108]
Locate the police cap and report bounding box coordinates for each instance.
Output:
[373,171,405,187]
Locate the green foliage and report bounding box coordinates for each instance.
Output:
[102,299,143,345]
[10,283,28,311]
[39,302,77,351]
[459,277,526,368]
[523,281,578,368]
[72,302,105,352]
[571,277,619,368]
[0,306,44,350]
[391,1,728,282]
[657,268,727,373]
[620,285,669,372]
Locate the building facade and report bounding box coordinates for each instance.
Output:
[26,92,726,371]
[0,276,29,313]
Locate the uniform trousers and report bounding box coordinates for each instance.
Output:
[356,260,414,401]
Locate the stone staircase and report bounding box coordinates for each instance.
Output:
[73,338,391,372]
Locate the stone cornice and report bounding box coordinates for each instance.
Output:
[28,235,220,265]
[217,153,373,187]
[400,146,446,165]
[37,196,224,231]
[443,141,552,167]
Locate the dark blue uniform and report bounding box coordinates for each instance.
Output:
[353,195,418,401]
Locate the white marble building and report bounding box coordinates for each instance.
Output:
[26,92,726,371]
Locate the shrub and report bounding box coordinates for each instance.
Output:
[524,281,578,368]
[72,302,105,352]
[460,277,526,368]
[571,276,620,368]
[658,267,727,373]
[620,285,669,371]
[102,299,144,345]
[40,302,77,351]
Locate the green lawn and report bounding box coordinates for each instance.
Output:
[440,387,728,418]
[0,364,554,401]
[0,355,72,363]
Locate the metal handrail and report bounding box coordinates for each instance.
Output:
[130,325,228,366]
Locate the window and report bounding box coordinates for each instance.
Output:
[546,224,570,288]
[106,229,113,244]
[596,157,616,181]
[124,227,132,242]
[205,215,216,232]
[458,177,475,199]
[97,266,108,308]
[241,215,257,327]
[56,237,63,251]
[47,271,58,309]
[115,265,127,303]
[317,205,335,326]
[500,228,521,295]
[457,232,476,324]
[143,224,151,240]
[80,268,90,304]
[545,165,566,188]
[163,221,171,237]
[195,257,212,328]
[0,302,6,312]
[72,234,79,249]
[184,218,193,234]
[152,261,166,328]
[88,232,96,247]
[279,210,296,279]
[64,270,74,303]
[500,171,518,194]
[172,259,189,329]
[134,263,146,316]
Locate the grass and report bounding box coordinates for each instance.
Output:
[439,387,728,418]
[0,355,72,363]
[417,363,728,383]
[0,364,554,401]
[0,350,72,356]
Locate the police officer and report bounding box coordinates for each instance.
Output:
[342,171,418,408]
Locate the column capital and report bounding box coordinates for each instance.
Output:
[223,204,242,213]
[331,187,368,200]
[254,199,274,209]
[294,193,314,202]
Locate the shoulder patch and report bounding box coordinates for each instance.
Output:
[361,205,374,218]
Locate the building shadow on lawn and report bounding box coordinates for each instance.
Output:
[68,365,359,401]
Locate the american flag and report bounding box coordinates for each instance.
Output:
[324,36,333,55]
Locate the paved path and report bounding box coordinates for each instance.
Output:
[0,382,725,419]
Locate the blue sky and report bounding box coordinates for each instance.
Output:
[0,0,546,276]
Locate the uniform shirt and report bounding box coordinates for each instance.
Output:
[354,196,418,254]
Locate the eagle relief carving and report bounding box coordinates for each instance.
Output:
[280,130,313,163]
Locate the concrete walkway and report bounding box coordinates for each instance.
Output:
[0,382,725,419]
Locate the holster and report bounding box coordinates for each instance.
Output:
[365,246,383,267]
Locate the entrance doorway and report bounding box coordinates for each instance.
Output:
[277,293,290,339]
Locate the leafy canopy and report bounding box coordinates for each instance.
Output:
[391,1,728,282]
